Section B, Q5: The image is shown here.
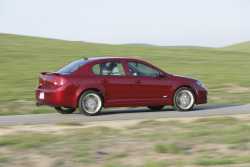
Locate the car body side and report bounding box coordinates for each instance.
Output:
[36,58,207,109]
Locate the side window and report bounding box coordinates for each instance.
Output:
[128,62,160,77]
[92,64,101,75]
[92,62,125,76]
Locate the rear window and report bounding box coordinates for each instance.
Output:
[57,59,87,74]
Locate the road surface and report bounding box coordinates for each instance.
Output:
[0,104,250,126]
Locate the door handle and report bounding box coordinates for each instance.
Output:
[136,80,141,84]
[102,79,107,84]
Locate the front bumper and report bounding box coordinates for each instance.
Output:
[195,88,208,104]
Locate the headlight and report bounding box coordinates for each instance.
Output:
[196,80,206,89]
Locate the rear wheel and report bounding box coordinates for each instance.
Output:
[55,107,75,114]
[148,105,164,111]
[78,91,103,116]
[174,87,195,111]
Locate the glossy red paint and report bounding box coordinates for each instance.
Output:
[36,57,207,109]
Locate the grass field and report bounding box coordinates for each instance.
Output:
[0,116,250,167]
[223,41,250,53]
[0,33,250,115]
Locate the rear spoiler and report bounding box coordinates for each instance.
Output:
[40,72,60,75]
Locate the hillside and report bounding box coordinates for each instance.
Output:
[0,33,250,114]
[223,41,250,53]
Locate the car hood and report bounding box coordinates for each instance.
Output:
[169,74,197,83]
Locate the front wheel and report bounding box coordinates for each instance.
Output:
[174,87,195,111]
[78,91,103,116]
[55,107,75,114]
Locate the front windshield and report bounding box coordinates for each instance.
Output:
[57,59,87,74]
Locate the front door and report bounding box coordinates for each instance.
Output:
[126,61,171,105]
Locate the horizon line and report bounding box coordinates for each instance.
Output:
[1,32,249,48]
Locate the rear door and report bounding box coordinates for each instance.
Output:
[91,60,134,106]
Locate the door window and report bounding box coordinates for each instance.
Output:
[92,63,101,75]
[92,62,125,76]
[128,62,160,77]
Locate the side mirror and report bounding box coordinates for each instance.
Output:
[158,73,166,78]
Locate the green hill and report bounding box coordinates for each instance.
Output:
[0,33,250,115]
[223,41,250,53]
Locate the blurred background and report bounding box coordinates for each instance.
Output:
[0,1,250,166]
[1,0,250,115]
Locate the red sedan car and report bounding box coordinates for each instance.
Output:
[36,57,207,115]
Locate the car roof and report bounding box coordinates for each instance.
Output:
[87,56,140,61]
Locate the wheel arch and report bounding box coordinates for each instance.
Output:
[172,85,197,105]
[75,87,104,108]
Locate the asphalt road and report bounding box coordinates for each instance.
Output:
[0,104,250,126]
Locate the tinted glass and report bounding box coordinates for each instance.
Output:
[92,64,101,75]
[92,62,125,76]
[57,59,87,74]
[128,62,160,77]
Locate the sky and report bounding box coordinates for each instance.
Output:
[0,0,250,47]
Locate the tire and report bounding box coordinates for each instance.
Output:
[173,87,195,111]
[148,106,164,111]
[55,107,75,114]
[78,90,103,116]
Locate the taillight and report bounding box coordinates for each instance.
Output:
[53,79,64,86]
[39,72,65,89]
[38,77,43,87]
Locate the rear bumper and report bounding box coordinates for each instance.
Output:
[36,87,74,108]
[36,88,62,107]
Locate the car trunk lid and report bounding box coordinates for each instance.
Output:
[39,72,66,89]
